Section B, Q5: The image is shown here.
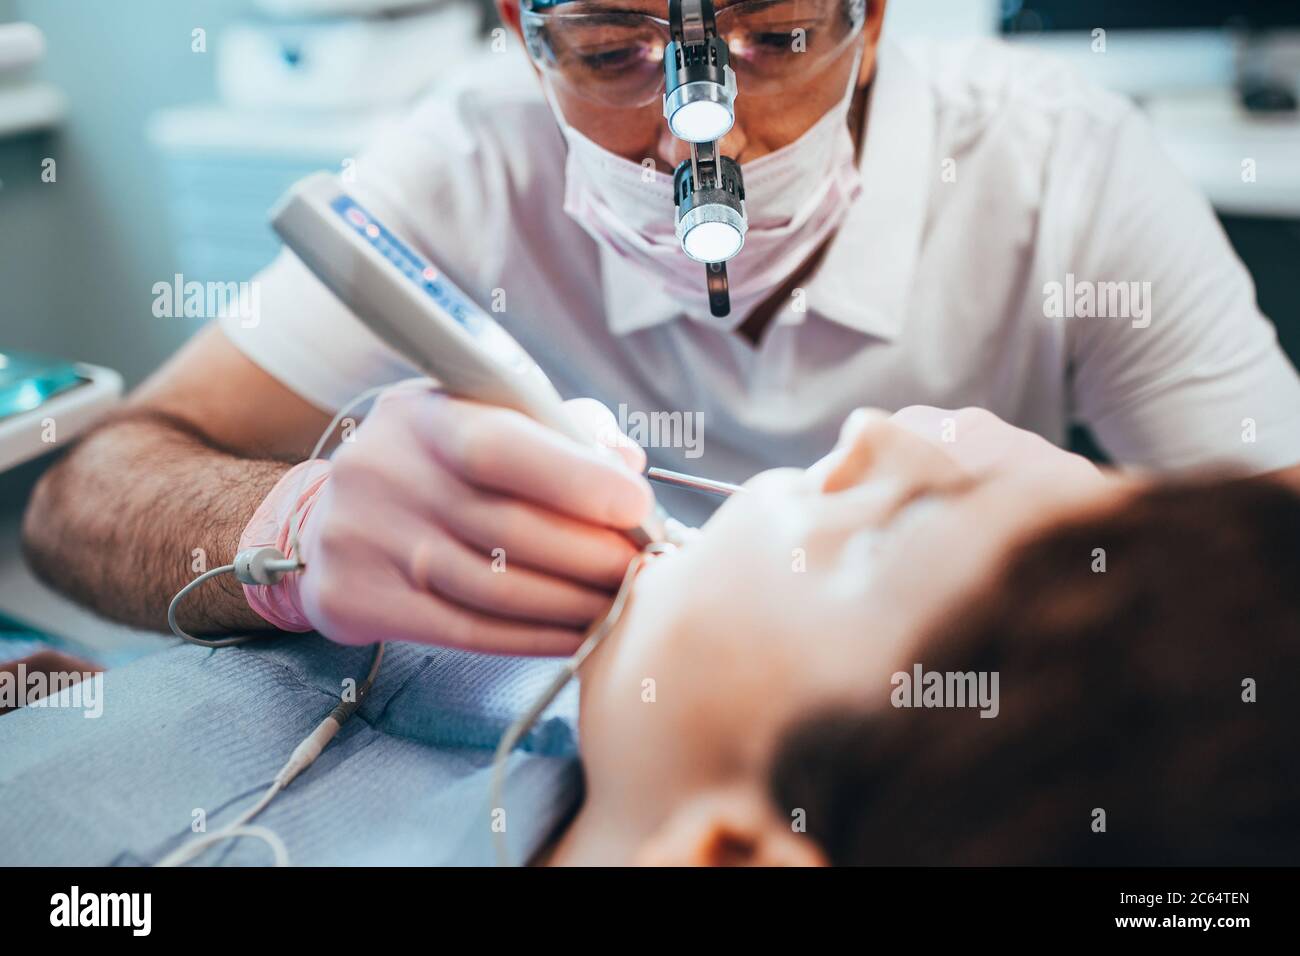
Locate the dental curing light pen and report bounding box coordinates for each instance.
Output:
[271,172,667,546]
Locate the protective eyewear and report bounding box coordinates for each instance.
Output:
[522,0,866,111]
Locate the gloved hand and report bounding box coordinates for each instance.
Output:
[239,382,653,655]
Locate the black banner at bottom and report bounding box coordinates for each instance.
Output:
[0,865,1287,941]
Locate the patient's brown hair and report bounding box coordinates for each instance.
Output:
[768,475,1300,865]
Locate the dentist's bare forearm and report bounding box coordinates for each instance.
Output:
[21,411,290,634]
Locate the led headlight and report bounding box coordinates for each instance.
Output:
[674,152,746,264]
[664,0,744,317]
[664,65,736,142]
[663,0,736,143]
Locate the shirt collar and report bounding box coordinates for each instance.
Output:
[810,39,935,340]
[600,39,935,340]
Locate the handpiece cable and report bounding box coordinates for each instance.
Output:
[160,381,399,865]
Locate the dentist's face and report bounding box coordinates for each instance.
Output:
[574,411,1124,861]
[503,0,888,171]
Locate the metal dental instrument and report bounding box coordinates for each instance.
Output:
[646,466,744,499]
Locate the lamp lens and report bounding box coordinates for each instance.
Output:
[669,98,733,143]
[682,219,743,262]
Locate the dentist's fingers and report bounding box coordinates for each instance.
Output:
[293,385,652,653]
[414,395,654,529]
[564,396,648,474]
[322,574,585,656]
[407,524,614,627]
[329,417,638,588]
[433,478,640,588]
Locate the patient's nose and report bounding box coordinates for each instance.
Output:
[809,409,968,500]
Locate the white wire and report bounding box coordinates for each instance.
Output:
[155,783,286,867]
[488,543,674,866]
[155,642,384,867]
[166,565,242,647]
[159,382,408,866]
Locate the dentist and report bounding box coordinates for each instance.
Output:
[23,0,1300,651]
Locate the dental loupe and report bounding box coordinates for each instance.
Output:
[665,0,746,317]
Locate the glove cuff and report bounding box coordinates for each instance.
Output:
[238,459,332,632]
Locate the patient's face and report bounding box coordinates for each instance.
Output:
[574,410,1125,861]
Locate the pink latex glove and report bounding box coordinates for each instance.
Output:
[240,383,653,655]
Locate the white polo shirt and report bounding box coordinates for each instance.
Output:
[223,37,1300,526]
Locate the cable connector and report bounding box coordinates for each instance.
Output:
[233,547,302,586]
[275,716,342,789]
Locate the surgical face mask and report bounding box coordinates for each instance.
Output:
[550,69,863,323]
